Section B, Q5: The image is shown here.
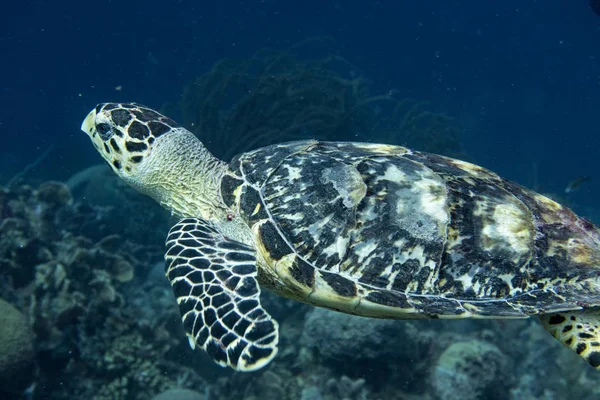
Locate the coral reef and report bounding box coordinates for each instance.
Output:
[299,307,600,399]
[151,388,206,400]
[3,177,600,399]
[431,340,511,400]
[64,164,171,248]
[2,178,600,399]
[302,307,416,362]
[0,181,204,400]
[0,298,35,396]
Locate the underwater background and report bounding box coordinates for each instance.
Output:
[1,1,600,399]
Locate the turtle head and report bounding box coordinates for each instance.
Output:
[81,103,227,218]
[81,103,179,182]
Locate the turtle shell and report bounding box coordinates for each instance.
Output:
[220,140,600,319]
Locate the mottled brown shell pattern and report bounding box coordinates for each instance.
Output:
[221,140,600,319]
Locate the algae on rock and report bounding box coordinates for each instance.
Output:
[431,340,511,400]
[0,298,35,395]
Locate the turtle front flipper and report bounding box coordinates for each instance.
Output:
[165,217,279,371]
[541,309,600,369]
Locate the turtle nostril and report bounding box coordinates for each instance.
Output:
[96,123,113,140]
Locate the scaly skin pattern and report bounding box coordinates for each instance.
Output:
[80,102,277,279]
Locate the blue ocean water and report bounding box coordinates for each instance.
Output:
[3,1,600,213]
[2,1,600,399]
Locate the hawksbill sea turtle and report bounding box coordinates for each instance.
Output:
[81,102,600,372]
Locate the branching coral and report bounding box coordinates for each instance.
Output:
[0,182,206,399]
[175,37,464,160]
[371,98,465,158]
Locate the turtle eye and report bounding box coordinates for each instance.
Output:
[96,123,113,140]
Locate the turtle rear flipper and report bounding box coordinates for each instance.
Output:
[541,309,600,369]
[165,217,279,371]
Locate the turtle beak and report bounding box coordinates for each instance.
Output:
[81,108,96,137]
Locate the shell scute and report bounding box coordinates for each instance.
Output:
[229,141,600,317]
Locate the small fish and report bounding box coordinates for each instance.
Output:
[591,0,600,17]
[565,176,591,194]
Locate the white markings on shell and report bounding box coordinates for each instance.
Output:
[283,164,303,181]
[385,163,448,243]
[306,213,334,237]
[320,235,351,271]
[320,164,367,209]
[381,163,406,182]
[477,201,533,257]
[352,239,379,264]
[413,177,449,227]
